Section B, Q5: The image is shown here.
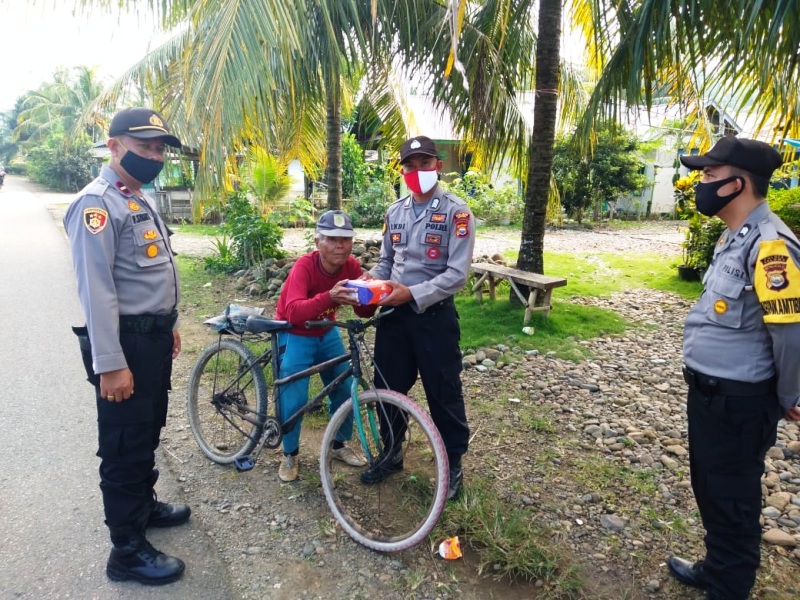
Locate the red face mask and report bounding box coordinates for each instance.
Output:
[402,168,438,194]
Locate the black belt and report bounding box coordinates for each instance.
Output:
[682,365,774,397]
[119,310,178,334]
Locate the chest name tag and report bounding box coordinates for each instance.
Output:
[754,238,800,323]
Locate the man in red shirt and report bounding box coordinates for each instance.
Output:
[274,210,376,481]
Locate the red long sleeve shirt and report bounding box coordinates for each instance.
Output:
[275,251,375,336]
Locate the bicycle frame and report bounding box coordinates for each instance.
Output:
[211,314,383,462]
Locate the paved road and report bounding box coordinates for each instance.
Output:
[0,176,235,599]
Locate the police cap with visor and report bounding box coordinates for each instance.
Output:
[109,107,182,149]
[679,136,782,179]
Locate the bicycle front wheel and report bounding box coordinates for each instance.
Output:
[187,338,268,464]
[320,389,448,552]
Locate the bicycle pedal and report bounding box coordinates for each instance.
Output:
[234,456,256,472]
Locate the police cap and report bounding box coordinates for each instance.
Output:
[400,136,438,164]
[109,107,182,149]
[680,136,782,179]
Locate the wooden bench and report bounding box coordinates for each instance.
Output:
[470,263,567,323]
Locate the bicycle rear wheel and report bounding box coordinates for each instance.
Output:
[320,389,448,552]
[187,338,268,464]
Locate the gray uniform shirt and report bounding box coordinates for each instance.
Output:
[683,201,800,409]
[370,185,475,312]
[64,165,179,374]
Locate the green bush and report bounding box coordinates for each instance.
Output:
[26,130,93,192]
[350,180,396,227]
[768,187,800,236]
[204,188,284,273]
[443,170,522,224]
[268,198,315,228]
[682,214,725,270]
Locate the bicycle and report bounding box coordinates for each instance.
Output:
[186,305,449,552]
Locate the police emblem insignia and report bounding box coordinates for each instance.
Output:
[456,225,469,238]
[427,247,440,259]
[146,244,159,258]
[453,211,470,220]
[128,200,141,211]
[391,232,402,244]
[333,214,345,227]
[83,208,109,234]
[430,213,447,223]
[143,230,158,241]
[755,239,800,323]
[713,299,728,314]
[410,139,421,149]
[150,114,164,127]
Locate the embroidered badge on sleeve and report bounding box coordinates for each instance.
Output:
[83,208,109,234]
[453,211,471,238]
[754,239,800,323]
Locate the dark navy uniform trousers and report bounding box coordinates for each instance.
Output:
[684,368,782,600]
[77,319,174,530]
[373,299,469,458]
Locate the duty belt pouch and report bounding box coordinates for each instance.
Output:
[72,326,100,386]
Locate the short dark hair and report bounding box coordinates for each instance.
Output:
[730,166,770,199]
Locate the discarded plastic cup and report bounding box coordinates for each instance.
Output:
[438,536,462,560]
[521,326,535,335]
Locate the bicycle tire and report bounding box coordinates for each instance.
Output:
[187,338,269,464]
[319,389,449,552]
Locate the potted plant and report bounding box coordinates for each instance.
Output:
[679,213,726,280]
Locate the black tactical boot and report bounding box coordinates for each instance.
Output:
[147,495,191,528]
[106,527,185,585]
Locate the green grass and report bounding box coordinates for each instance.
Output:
[170,223,223,236]
[461,249,703,358]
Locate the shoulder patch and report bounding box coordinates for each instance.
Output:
[83,208,109,234]
[754,238,800,323]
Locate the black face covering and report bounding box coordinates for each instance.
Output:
[120,149,164,185]
[694,176,745,217]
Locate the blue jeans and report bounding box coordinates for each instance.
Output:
[277,329,355,454]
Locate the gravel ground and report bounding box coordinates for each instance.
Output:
[159,222,799,600]
[170,222,686,260]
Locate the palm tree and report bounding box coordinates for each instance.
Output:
[14,66,107,146]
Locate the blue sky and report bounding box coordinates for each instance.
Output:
[0,2,167,111]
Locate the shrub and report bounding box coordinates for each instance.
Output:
[443,170,523,225]
[768,187,800,237]
[204,188,284,273]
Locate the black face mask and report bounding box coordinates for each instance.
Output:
[120,149,164,185]
[694,176,744,217]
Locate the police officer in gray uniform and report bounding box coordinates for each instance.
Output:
[360,136,475,501]
[667,137,800,600]
[64,108,190,585]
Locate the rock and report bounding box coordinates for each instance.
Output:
[600,514,626,532]
[765,492,793,511]
[762,528,797,546]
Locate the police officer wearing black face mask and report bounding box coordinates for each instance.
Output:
[668,137,800,600]
[64,107,189,585]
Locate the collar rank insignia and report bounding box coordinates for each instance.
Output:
[83,208,108,234]
[431,197,440,210]
[115,180,133,198]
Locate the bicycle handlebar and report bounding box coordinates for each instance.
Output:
[304,308,395,332]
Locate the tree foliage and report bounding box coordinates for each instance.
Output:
[552,125,648,222]
[25,127,94,192]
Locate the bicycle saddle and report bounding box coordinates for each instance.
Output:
[244,315,293,334]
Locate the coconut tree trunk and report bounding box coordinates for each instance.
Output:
[325,80,343,211]
[514,0,562,305]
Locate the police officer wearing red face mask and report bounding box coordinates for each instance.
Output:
[360,136,475,501]
[64,108,188,585]
[668,137,800,599]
